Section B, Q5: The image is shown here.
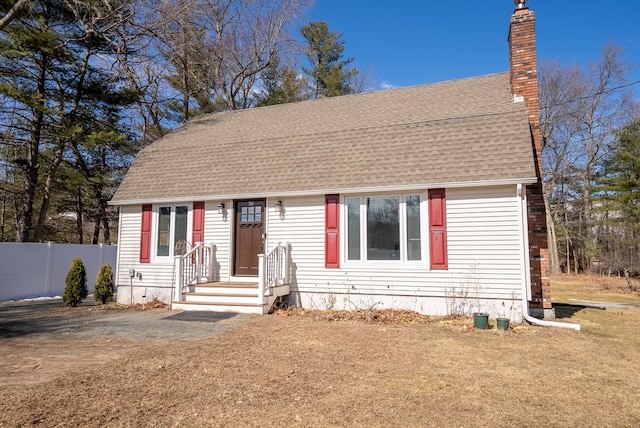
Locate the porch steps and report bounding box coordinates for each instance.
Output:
[171,281,281,315]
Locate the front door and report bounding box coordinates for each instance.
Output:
[234,199,266,276]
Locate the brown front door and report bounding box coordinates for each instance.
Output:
[234,199,265,276]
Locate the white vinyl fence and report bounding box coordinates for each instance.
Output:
[0,243,117,302]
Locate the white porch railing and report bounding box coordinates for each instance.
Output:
[174,242,214,302]
[257,242,291,305]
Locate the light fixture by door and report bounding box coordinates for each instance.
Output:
[275,200,284,220]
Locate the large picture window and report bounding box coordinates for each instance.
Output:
[346,195,423,262]
[155,205,189,258]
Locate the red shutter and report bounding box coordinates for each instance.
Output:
[325,194,340,268]
[192,201,205,245]
[140,204,152,263]
[428,189,448,270]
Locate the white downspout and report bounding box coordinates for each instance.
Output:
[517,184,581,331]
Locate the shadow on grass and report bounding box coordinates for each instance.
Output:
[0,300,89,338]
[553,302,606,319]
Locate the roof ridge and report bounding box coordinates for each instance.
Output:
[182,71,512,124]
[145,107,527,153]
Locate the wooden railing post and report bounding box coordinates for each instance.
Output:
[195,242,202,284]
[174,255,183,302]
[285,242,291,284]
[208,243,215,282]
[275,243,281,283]
[258,253,266,305]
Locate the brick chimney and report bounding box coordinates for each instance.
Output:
[508,0,553,317]
[508,0,542,176]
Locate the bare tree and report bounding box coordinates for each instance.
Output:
[0,0,30,31]
[196,0,307,110]
[111,0,308,143]
[540,42,638,272]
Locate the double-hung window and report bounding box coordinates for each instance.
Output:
[155,205,189,259]
[345,194,423,263]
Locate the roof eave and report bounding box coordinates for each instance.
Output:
[108,177,539,206]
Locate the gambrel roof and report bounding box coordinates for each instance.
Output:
[110,72,537,205]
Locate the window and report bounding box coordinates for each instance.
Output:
[347,198,361,260]
[155,205,189,258]
[346,195,423,262]
[406,195,422,260]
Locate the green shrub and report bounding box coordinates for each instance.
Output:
[94,263,115,304]
[63,257,88,307]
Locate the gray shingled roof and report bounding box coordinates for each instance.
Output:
[110,72,537,204]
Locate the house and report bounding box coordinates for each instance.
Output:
[109,2,555,321]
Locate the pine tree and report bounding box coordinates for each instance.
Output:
[0,0,137,243]
[256,54,309,107]
[594,119,640,277]
[94,263,114,304]
[63,257,88,307]
[301,21,359,98]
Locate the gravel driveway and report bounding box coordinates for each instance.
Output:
[0,297,253,386]
[0,297,252,341]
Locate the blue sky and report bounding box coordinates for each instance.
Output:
[304,1,640,98]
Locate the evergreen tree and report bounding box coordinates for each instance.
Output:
[94,263,114,304]
[256,53,309,107]
[594,118,640,276]
[0,0,138,243]
[301,20,358,98]
[63,257,88,307]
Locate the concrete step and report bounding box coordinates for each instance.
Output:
[173,281,289,315]
[171,300,268,314]
[187,281,258,295]
[183,293,261,305]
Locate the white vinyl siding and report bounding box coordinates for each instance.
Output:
[114,185,526,315]
[264,186,525,313]
[115,201,231,303]
[203,201,231,281]
[115,205,174,304]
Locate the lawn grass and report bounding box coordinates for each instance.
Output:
[1,273,639,427]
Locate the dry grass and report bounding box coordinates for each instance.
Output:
[1,274,639,427]
[552,272,640,305]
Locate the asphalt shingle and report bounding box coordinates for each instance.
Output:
[111,72,537,204]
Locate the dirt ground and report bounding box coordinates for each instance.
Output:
[0,299,250,387]
[1,278,639,427]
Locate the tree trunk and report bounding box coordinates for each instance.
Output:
[76,190,83,244]
[623,270,636,291]
[34,142,65,242]
[0,0,30,31]
[92,218,100,244]
[102,212,111,244]
[16,52,48,242]
[543,189,560,273]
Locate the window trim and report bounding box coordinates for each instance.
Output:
[150,204,193,263]
[342,193,427,266]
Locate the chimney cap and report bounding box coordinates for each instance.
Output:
[514,0,528,9]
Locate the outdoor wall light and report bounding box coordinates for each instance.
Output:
[217,202,228,221]
[275,200,285,220]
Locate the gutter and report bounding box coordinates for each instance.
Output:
[517,184,581,331]
[108,178,539,207]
